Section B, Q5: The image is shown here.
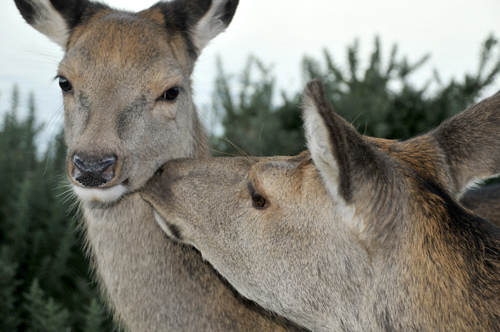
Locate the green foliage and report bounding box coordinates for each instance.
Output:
[82,299,107,332]
[211,56,304,156]
[0,248,20,331]
[0,87,115,331]
[23,279,70,332]
[210,35,500,156]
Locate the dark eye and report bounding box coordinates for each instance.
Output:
[252,193,267,209]
[58,76,73,92]
[160,87,180,101]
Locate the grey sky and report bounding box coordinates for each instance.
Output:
[1,0,499,147]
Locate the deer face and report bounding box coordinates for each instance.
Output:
[60,13,199,203]
[141,153,372,326]
[14,0,240,204]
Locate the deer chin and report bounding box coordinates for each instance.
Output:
[72,183,128,204]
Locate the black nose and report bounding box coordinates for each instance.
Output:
[73,155,117,187]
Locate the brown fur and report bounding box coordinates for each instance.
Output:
[141,80,500,331]
[15,0,306,330]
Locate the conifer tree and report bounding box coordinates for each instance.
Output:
[210,35,500,156]
[0,87,114,331]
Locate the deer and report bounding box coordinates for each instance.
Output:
[141,79,500,331]
[13,0,307,330]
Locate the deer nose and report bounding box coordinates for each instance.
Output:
[72,155,117,187]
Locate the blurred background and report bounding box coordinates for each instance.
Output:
[1,0,499,330]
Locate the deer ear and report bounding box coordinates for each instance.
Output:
[154,0,239,56]
[430,91,500,197]
[188,0,238,51]
[14,0,107,49]
[302,80,383,204]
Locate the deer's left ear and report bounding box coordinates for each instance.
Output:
[153,0,239,56]
[188,0,238,51]
[302,80,386,204]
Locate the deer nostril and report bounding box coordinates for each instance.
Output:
[73,156,115,173]
[72,155,117,187]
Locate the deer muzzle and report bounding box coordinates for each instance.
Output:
[72,154,117,187]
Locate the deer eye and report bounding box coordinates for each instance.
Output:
[159,87,180,101]
[58,76,73,93]
[252,193,268,209]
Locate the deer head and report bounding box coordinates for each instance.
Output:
[141,80,500,331]
[14,0,240,203]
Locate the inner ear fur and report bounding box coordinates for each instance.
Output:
[151,0,239,58]
[14,0,108,48]
[302,79,391,204]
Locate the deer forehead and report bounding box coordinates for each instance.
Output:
[247,156,330,203]
[60,12,188,85]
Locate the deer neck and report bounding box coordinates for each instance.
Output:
[368,200,500,331]
[78,139,303,330]
[81,193,304,331]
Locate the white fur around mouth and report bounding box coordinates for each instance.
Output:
[72,184,128,203]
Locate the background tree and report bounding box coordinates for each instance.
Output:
[0,87,114,331]
[210,56,304,156]
[210,35,500,156]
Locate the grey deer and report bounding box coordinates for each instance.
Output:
[14,0,305,330]
[142,80,500,331]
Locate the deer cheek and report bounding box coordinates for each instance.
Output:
[154,103,177,119]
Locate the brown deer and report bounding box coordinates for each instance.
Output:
[14,0,306,330]
[142,80,500,331]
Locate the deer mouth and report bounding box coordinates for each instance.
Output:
[72,181,129,203]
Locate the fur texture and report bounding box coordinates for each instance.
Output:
[142,80,500,331]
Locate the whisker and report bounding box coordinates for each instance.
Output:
[222,136,249,158]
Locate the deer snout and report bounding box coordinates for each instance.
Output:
[72,154,117,187]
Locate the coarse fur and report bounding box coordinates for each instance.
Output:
[141,80,500,331]
[14,0,306,330]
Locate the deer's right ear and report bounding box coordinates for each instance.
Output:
[14,0,107,49]
[302,80,384,205]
